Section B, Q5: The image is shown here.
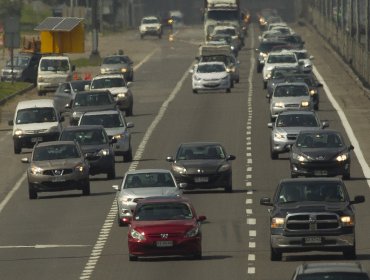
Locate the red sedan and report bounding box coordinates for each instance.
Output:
[127,196,206,261]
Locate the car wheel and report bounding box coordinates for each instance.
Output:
[107,167,116,180]
[124,147,133,162]
[270,247,282,261]
[236,77,240,83]
[225,177,232,193]
[226,88,231,93]
[130,72,134,82]
[314,104,319,110]
[82,181,90,196]
[342,171,351,180]
[140,34,144,39]
[126,104,133,116]
[231,80,234,88]
[257,64,262,73]
[193,89,198,94]
[28,184,37,200]
[129,254,138,261]
[14,140,21,154]
[270,150,278,160]
[343,246,356,259]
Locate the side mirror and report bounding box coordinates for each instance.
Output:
[21,158,30,163]
[127,82,133,88]
[166,156,174,162]
[64,88,71,93]
[267,122,273,128]
[351,195,365,204]
[348,144,354,151]
[178,182,187,189]
[317,83,323,87]
[8,120,14,126]
[84,84,90,91]
[189,69,194,74]
[65,103,71,109]
[266,94,271,99]
[227,155,236,160]
[260,197,273,206]
[126,122,134,128]
[322,121,329,128]
[72,65,76,71]
[197,215,207,222]
[112,185,120,191]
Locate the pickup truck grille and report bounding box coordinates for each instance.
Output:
[285,212,340,231]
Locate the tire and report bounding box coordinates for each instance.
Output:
[314,104,319,110]
[343,246,356,259]
[129,254,138,261]
[257,64,262,73]
[236,77,240,83]
[342,171,351,180]
[140,34,144,39]
[193,89,198,94]
[270,247,282,261]
[130,73,134,82]
[107,167,116,180]
[117,214,125,227]
[126,104,133,116]
[82,181,90,196]
[193,251,202,260]
[14,140,21,154]
[263,81,267,89]
[225,177,232,193]
[28,184,37,200]
[226,88,231,93]
[270,150,278,160]
[124,147,133,162]
[231,80,234,88]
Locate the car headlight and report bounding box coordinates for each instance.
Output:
[98,149,110,156]
[120,196,133,203]
[14,129,24,136]
[336,154,348,161]
[172,165,186,174]
[218,163,231,172]
[120,68,127,73]
[185,226,200,237]
[301,101,310,107]
[274,132,286,140]
[341,216,354,226]
[72,111,83,118]
[75,163,86,173]
[271,217,285,228]
[100,68,107,74]
[130,228,146,241]
[226,67,235,73]
[38,76,45,82]
[117,93,127,98]
[230,45,235,50]
[30,165,43,175]
[310,89,317,96]
[113,133,125,140]
[292,153,308,162]
[266,73,272,79]
[193,75,202,81]
[273,102,284,108]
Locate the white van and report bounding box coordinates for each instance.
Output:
[8,99,64,154]
[37,55,75,96]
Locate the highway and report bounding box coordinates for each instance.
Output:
[0,23,369,280]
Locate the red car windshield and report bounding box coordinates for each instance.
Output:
[134,202,193,221]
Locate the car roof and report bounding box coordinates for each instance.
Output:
[180,142,222,147]
[277,110,317,116]
[142,16,159,20]
[92,74,125,79]
[35,140,77,147]
[125,169,173,175]
[280,177,344,184]
[82,110,120,116]
[296,262,367,274]
[16,99,54,110]
[275,82,309,87]
[75,90,111,95]
[136,196,190,205]
[198,61,226,66]
[62,125,104,131]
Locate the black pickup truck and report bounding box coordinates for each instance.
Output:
[260,177,365,261]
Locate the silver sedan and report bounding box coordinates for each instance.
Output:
[112,169,185,226]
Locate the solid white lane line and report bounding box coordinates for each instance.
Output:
[79,65,192,280]
[313,67,370,187]
[0,244,90,249]
[0,173,27,214]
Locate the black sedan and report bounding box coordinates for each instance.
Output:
[289,130,353,180]
[166,142,236,192]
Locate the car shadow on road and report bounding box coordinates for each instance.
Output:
[132,254,231,262]
[36,191,115,200]
[183,189,248,195]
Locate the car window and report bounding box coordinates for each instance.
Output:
[134,203,193,221]
[197,64,225,73]
[177,145,225,160]
[33,144,80,161]
[40,59,69,72]
[60,129,108,145]
[276,114,318,127]
[16,107,57,124]
[91,77,125,89]
[297,133,343,148]
[74,93,112,107]
[296,272,369,280]
[80,113,123,128]
[274,85,308,97]
[124,172,175,189]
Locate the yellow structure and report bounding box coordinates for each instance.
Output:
[34,17,84,54]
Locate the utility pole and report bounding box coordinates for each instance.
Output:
[90,0,100,60]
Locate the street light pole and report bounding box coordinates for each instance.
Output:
[90,0,100,59]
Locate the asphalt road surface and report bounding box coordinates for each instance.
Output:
[0,23,370,280]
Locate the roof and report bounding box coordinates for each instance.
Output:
[136,196,190,205]
[92,74,125,80]
[62,125,104,131]
[125,169,173,175]
[296,262,367,274]
[35,17,84,32]
[16,99,54,110]
[280,177,344,184]
[35,140,77,147]
[278,110,317,116]
[180,142,222,147]
[82,110,120,116]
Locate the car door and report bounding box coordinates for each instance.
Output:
[54,83,73,113]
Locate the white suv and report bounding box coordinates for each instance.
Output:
[139,16,162,39]
[89,74,134,116]
[8,99,63,154]
[37,55,75,96]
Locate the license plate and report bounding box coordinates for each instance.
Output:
[52,177,66,182]
[31,137,43,143]
[304,236,322,244]
[194,177,208,183]
[314,170,328,176]
[156,241,173,247]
